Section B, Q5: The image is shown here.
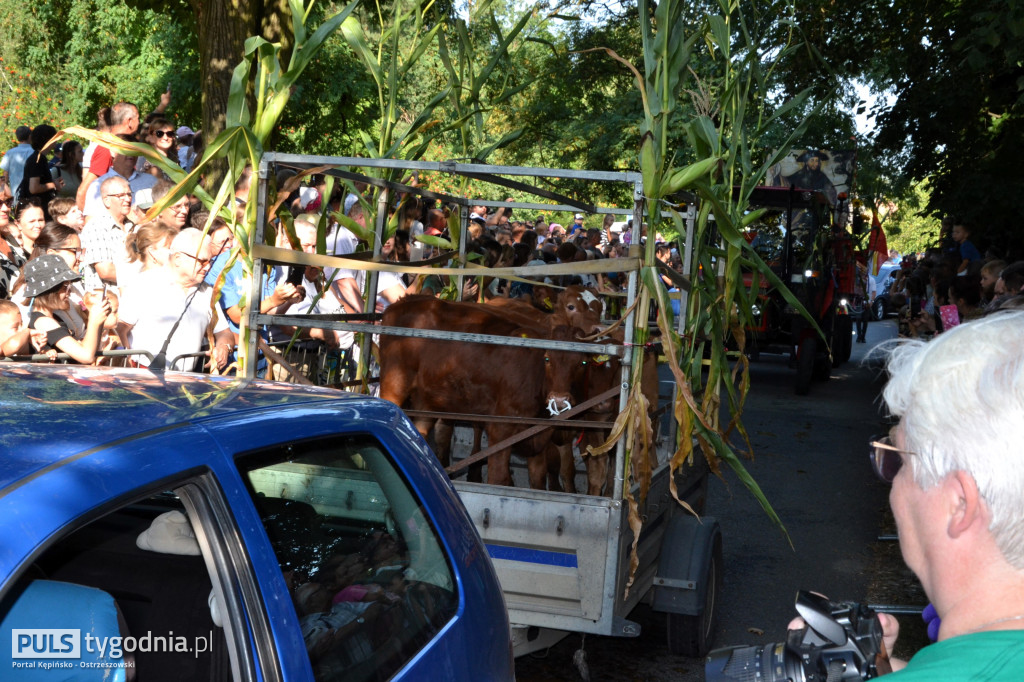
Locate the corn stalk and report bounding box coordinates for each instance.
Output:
[341,0,542,257]
[591,0,826,565]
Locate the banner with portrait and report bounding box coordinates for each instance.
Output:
[765,149,856,207]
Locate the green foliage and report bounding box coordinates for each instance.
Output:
[272,17,378,157]
[884,179,942,255]
[497,6,651,207]
[865,0,1024,256]
[0,0,200,141]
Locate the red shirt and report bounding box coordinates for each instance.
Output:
[88,146,112,176]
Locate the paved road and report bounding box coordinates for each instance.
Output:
[516,319,928,681]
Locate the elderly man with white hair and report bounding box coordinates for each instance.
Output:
[789,311,1024,679]
[117,229,234,371]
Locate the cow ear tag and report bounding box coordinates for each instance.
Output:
[593,354,610,364]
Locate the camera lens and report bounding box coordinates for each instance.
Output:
[705,642,804,682]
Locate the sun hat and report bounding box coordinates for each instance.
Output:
[23,254,83,298]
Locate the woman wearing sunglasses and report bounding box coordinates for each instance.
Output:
[139,118,179,180]
[7,222,87,338]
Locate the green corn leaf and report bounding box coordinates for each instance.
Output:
[341,16,383,88]
[639,133,659,198]
[414,234,453,249]
[285,1,360,81]
[475,128,524,162]
[399,23,443,79]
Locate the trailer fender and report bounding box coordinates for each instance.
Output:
[651,514,721,616]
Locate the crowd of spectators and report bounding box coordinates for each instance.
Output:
[0,100,678,375]
[881,216,1024,341]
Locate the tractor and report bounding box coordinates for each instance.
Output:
[741,186,855,395]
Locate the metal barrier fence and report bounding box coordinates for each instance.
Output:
[2,341,365,391]
[1,349,154,366]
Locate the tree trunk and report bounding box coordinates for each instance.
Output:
[189,0,292,191]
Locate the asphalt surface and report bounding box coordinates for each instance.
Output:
[516,318,930,681]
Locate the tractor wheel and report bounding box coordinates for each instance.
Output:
[795,336,815,395]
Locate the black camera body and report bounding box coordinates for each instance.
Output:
[705,591,886,682]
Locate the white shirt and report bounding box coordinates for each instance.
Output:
[83,169,156,218]
[375,270,405,311]
[274,267,353,349]
[119,268,228,370]
[323,223,360,285]
[81,142,98,171]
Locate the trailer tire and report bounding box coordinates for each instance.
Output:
[666,535,723,658]
[794,336,815,395]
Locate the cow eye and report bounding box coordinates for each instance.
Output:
[567,304,576,311]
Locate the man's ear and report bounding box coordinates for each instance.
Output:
[947,470,986,538]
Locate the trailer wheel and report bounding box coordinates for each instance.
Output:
[794,336,815,395]
[666,535,722,658]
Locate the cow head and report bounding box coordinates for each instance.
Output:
[542,326,588,416]
[553,285,605,335]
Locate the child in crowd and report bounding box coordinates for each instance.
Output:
[24,255,111,364]
[0,299,34,358]
[951,221,982,275]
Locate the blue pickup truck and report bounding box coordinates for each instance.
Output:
[0,364,513,681]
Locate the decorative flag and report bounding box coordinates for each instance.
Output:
[867,209,888,277]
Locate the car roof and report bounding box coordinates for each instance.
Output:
[0,364,357,491]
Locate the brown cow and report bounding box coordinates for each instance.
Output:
[428,285,605,484]
[485,284,605,335]
[379,296,586,487]
[548,341,661,496]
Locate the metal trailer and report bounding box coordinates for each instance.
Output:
[244,153,723,658]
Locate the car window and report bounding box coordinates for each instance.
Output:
[0,490,246,682]
[237,435,457,682]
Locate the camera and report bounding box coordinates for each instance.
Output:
[705,591,888,682]
[286,265,305,286]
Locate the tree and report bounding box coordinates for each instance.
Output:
[0,0,201,139]
[868,0,1024,257]
[884,178,942,256]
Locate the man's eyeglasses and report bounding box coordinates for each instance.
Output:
[174,251,212,268]
[153,130,175,139]
[0,199,11,209]
[869,435,913,483]
[104,192,133,200]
